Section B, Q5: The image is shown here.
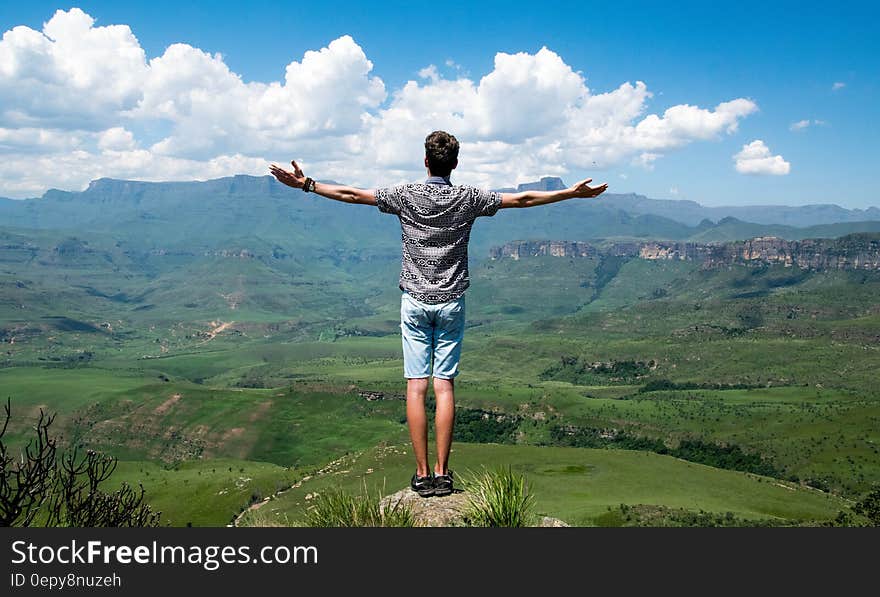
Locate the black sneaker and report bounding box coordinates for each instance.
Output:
[433,470,454,496]
[411,473,434,497]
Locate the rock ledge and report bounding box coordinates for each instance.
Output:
[380,488,568,527]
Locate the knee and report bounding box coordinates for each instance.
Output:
[433,377,455,398]
[407,377,430,396]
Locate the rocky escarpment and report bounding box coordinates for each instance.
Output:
[490,240,599,260]
[489,233,880,271]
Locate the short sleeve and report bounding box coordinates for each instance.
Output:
[471,187,502,218]
[375,186,404,216]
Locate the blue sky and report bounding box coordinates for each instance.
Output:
[0,1,877,208]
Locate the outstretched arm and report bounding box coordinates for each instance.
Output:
[269,161,377,206]
[500,178,608,209]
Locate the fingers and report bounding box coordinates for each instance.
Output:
[577,182,608,198]
[269,163,297,187]
[269,164,294,178]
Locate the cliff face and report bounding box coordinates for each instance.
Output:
[489,240,597,260]
[489,234,880,271]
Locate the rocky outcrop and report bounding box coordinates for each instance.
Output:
[203,248,256,259]
[489,240,597,260]
[489,233,880,271]
[379,488,569,527]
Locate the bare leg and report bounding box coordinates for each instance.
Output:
[433,377,455,476]
[406,377,430,477]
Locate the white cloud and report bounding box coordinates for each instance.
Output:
[734,140,790,175]
[0,8,760,197]
[97,127,136,151]
[418,65,440,82]
[0,126,85,153]
[0,148,268,197]
[0,8,146,128]
[790,119,827,132]
[138,35,386,158]
[634,152,661,170]
[832,81,846,91]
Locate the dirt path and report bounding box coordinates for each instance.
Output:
[231,453,361,527]
[198,320,234,344]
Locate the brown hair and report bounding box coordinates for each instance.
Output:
[424,130,459,177]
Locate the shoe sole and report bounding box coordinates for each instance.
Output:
[433,487,452,497]
[412,487,434,497]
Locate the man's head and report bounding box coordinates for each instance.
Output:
[424,131,459,177]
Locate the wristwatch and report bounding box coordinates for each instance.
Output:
[302,177,316,193]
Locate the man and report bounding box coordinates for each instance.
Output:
[269,131,607,497]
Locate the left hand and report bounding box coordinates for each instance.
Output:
[570,178,608,199]
[269,160,306,189]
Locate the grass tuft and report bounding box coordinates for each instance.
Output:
[462,466,536,527]
[305,482,414,527]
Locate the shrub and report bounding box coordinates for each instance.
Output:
[853,489,880,526]
[462,467,535,527]
[0,398,161,527]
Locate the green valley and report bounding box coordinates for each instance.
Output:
[2,176,878,526]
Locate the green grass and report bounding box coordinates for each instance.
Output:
[4,232,879,525]
[302,484,415,527]
[247,442,847,527]
[109,459,296,527]
[461,466,536,527]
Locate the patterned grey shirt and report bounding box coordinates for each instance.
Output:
[376,177,502,303]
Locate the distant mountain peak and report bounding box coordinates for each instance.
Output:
[516,177,567,192]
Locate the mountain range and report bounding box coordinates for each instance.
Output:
[499,176,880,227]
[1,175,879,258]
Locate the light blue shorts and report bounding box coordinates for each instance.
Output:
[400,291,466,379]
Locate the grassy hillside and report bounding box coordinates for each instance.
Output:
[2,191,879,526]
[237,442,846,527]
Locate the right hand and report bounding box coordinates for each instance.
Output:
[570,178,608,198]
[269,160,307,189]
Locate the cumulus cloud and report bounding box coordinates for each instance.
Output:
[734,140,791,175]
[138,35,386,158]
[97,127,136,151]
[0,8,759,197]
[832,82,846,91]
[0,8,146,128]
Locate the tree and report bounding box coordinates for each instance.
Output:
[853,489,880,526]
[0,398,161,527]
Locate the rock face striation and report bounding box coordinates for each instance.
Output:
[489,234,880,271]
[490,240,599,260]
